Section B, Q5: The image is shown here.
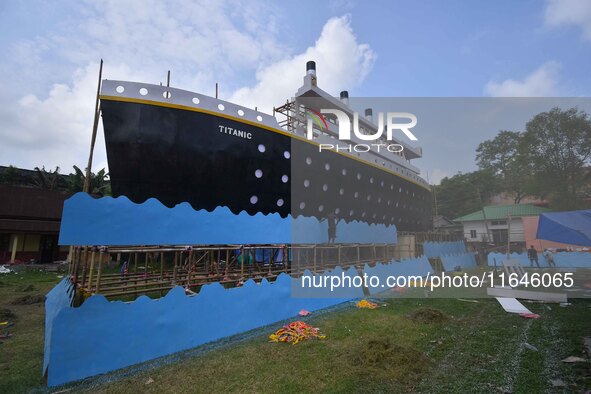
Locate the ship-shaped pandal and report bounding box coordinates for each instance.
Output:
[99,61,432,232]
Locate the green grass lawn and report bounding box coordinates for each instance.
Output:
[0,270,61,393]
[1,271,590,393]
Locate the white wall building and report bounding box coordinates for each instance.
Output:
[455,204,551,245]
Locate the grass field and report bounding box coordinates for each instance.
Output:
[1,270,590,393]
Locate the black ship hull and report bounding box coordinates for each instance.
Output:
[100,98,432,231]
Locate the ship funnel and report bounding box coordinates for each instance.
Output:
[306,61,316,76]
[306,60,317,86]
[365,108,373,122]
[340,91,349,105]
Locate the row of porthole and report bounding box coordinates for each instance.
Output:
[254,169,289,183]
[258,145,291,160]
[303,158,423,198]
[250,195,284,207]
[115,85,265,122]
[248,195,427,225]
[303,149,427,186]
[294,202,422,224]
[302,178,418,198]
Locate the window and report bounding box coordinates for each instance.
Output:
[491,220,507,226]
[470,230,477,239]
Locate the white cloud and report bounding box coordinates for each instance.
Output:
[545,0,591,41]
[230,15,376,113]
[0,2,374,174]
[484,61,561,97]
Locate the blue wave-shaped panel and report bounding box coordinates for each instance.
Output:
[440,252,477,271]
[58,193,397,245]
[46,268,356,386]
[423,241,466,259]
[487,251,591,268]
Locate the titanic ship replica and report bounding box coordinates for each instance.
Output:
[99,61,432,231]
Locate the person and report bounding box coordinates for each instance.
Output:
[543,249,556,268]
[320,213,339,243]
[527,245,540,268]
[327,213,338,243]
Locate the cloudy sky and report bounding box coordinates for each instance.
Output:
[0,0,590,183]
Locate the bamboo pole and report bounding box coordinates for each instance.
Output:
[87,248,96,291]
[83,59,103,193]
[96,248,104,293]
[81,247,89,287]
[240,245,244,278]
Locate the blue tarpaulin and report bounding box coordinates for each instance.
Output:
[536,210,591,246]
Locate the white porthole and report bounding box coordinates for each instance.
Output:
[284,151,291,159]
[378,197,382,203]
[318,205,324,212]
[349,210,354,216]
[218,103,225,111]
[387,200,391,205]
[299,202,306,209]
[304,179,310,187]
[361,212,366,217]
[250,196,258,204]
[399,187,402,193]
[370,177,374,183]
[325,163,330,171]
[396,202,399,207]
[281,175,288,183]
[357,173,361,180]
[322,184,328,191]
[339,188,344,195]
[367,195,371,201]
[342,169,347,175]
[116,85,125,93]
[163,91,171,99]
[381,181,384,187]
[192,97,200,104]
[354,192,359,198]
[257,115,263,121]
[258,144,266,153]
[237,109,245,116]
[255,169,263,178]
[335,208,340,214]
[306,157,312,165]
[277,199,284,207]
[139,88,148,96]
[391,185,394,190]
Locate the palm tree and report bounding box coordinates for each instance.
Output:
[0,165,18,185]
[68,165,111,196]
[32,166,61,190]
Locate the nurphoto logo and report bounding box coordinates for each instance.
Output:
[305,108,418,153]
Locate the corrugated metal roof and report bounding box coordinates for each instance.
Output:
[454,204,551,222]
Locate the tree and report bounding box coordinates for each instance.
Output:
[32,166,61,190]
[68,165,111,196]
[476,131,531,203]
[434,170,502,219]
[0,165,18,184]
[521,107,591,210]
